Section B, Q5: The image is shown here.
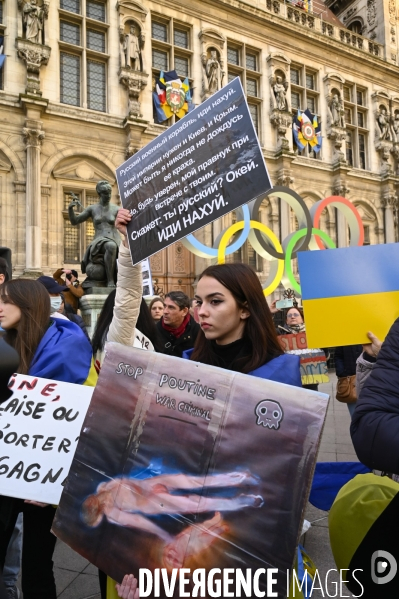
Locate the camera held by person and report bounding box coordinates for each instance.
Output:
[53,268,84,313]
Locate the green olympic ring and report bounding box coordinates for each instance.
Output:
[284,228,336,294]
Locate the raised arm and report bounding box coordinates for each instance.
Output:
[68,199,93,226]
[107,209,142,346]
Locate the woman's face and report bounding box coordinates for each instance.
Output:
[195,276,249,345]
[286,308,303,326]
[151,301,164,322]
[0,295,22,330]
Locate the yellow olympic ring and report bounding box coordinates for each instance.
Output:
[217,220,284,296]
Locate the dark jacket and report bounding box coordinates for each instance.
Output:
[157,316,200,358]
[351,318,399,473]
[334,345,362,377]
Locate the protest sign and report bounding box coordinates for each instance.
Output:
[141,258,154,298]
[53,342,328,597]
[279,333,329,385]
[0,373,93,504]
[117,77,272,264]
[298,242,399,347]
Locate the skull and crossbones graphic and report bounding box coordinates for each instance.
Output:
[254,400,283,430]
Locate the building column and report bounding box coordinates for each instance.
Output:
[23,121,45,276]
[382,194,397,243]
[336,210,347,247]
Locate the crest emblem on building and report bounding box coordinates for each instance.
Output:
[166,80,186,113]
[153,69,194,123]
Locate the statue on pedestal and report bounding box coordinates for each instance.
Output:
[271,75,288,111]
[19,0,47,44]
[376,106,391,141]
[205,50,222,94]
[68,181,120,290]
[121,25,141,71]
[327,93,345,128]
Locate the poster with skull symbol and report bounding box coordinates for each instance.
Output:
[53,343,328,598]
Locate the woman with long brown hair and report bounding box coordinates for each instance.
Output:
[0,278,97,599]
[189,263,301,384]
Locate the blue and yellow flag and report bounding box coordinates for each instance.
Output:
[298,243,399,348]
[29,317,97,387]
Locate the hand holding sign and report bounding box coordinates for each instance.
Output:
[115,208,131,248]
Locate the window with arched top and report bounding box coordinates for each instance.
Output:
[348,21,363,34]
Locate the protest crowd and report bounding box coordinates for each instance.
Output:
[0,79,398,598]
[1,201,398,599]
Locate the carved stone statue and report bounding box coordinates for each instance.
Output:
[68,181,120,289]
[328,93,345,127]
[376,106,391,140]
[23,0,44,44]
[205,50,222,94]
[393,112,399,142]
[124,25,141,71]
[271,75,288,111]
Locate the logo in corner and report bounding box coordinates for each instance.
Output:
[255,400,283,430]
[371,550,397,585]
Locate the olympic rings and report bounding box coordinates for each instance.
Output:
[251,187,313,260]
[310,196,364,249]
[217,220,284,296]
[180,187,364,296]
[284,229,336,294]
[182,205,251,258]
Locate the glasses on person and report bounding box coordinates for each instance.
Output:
[287,313,301,318]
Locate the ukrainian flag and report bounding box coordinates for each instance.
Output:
[298,243,399,348]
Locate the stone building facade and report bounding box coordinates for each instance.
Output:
[0,0,398,296]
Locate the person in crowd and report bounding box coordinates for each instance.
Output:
[157,291,200,358]
[350,329,396,472]
[0,279,97,599]
[107,212,302,599]
[92,293,163,373]
[58,293,89,339]
[149,297,164,323]
[2,513,22,599]
[354,331,382,398]
[95,209,163,599]
[187,264,302,385]
[276,306,325,390]
[53,268,84,313]
[0,338,19,599]
[334,344,363,417]
[0,259,8,334]
[0,258,8,287]
[37,276,69,320]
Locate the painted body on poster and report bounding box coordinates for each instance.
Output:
[53,343,328,598]
[0,374,93,504]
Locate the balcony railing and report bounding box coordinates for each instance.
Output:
[262,0,384,58]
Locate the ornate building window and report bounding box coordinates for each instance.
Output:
[151,17,192,80]
[62,189,98,263]
[344,84,368,169]
[227,43,261,136]
[290,65,320,158]
[61,0,80,13]
[59,0,108,112]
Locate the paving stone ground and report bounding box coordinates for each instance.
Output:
[15,372,358,598]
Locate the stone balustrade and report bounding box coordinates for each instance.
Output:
[261,0,384,59]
